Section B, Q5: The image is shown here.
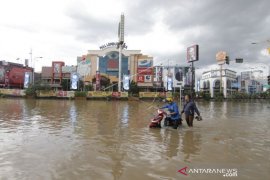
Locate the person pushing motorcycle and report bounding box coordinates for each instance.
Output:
[160,97,182,129]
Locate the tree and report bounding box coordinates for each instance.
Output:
[129,81,139,96]
[61,79,70,91]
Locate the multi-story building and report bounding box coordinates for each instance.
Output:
[200,69,237,98]
[41,61,76,89]
[240,70,264,94]
[0,61,33,89]
[77,43,153,91]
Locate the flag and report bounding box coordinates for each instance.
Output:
[16,58,20,61]
[268,47,270,54]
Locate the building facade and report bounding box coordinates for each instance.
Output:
[200,69,237,98]
[77,44,153,90]
[240,70,264,94]
[0,61,33,89]
[41,61,77,89]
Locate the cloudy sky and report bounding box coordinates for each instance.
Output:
[0,0,269,76]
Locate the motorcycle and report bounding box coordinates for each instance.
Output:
[163,115,182,129]
[149,109,166,128]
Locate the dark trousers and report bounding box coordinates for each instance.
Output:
[185,115,194,127]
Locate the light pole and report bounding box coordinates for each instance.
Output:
[32,56,43,84]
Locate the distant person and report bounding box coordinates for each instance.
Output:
[181,95,201,127]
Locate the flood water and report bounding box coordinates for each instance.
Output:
[0,98,269,180]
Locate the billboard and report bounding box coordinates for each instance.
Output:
[70,73,79,90]
[96,71,101,90]
[0,67,4,83]
[138,59,152,68]
[137,75,144,83]
[53,62,62,73]
[77,56,91,77]
[187,45,199,62]
[123,75,130,90]
[235,58,243,63]
[137,68,152,75]
[167,77,173,91]
[24,72,31,88]
[107,59,118,71]
[99,51,128,77]
[153,67,163,82]
[216,51,227,64]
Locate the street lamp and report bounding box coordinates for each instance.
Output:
[32,56,43,84]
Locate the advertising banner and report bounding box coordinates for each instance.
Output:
[53,62,62,74]
[96,71,101,91]
[216,51,226,64]
[71,73,79,90]
[57,91,75,98]
[123,75,130,90]
[0,89,25,96]
[87,91,110,97]
[107,59,118,71]
[77,56,91,77]
[137,75,144,83]
[137,68,153,75]
[167,77,173,91]
[187,45,199,62]
[153,67,162,82]
[0,67,5,83]
[138,59,152,68]
[37,90,56,97]
[139,92,172,98]
[144,75,152,83]
[24,72,30,88]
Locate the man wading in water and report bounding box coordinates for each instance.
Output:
[181,94,201,127]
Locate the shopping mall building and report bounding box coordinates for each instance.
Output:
[77,43,154,90]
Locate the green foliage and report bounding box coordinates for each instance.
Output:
[214,92,224,101]
[75,91,87,97]
[129,81,139,96]
[61,79,70,91]
[25,82,51,97]
[84,84,93,91]
[202,92,211,101]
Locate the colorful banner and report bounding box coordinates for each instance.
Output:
[37,90,56,97]
[88,91,110,97]
[107,59,118,71]
[139,92,171,98]
[137,75,144,83]
[0,89,25,96]
[123,75,130,90]
[0,67,5,82]
[71,73,79,90]
[87,91,128,98]
[24,72,30,88]
[187,45,199,62]
[167,77,173,91]
[57,91,75,98]
[138,59,152,68]
[96,71,101,90]
[137,68,153,75]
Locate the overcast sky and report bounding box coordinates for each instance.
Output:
[0,0,269,76]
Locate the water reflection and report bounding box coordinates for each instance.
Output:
[181,130,202,162]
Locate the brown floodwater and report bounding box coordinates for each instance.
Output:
[0,98,269,180]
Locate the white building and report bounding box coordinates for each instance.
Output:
[200,69,237,98]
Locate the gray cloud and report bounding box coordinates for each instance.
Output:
[123,0,270,67]
[65,0,270,70]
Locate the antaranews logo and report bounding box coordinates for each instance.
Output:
[178,167,238,177]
